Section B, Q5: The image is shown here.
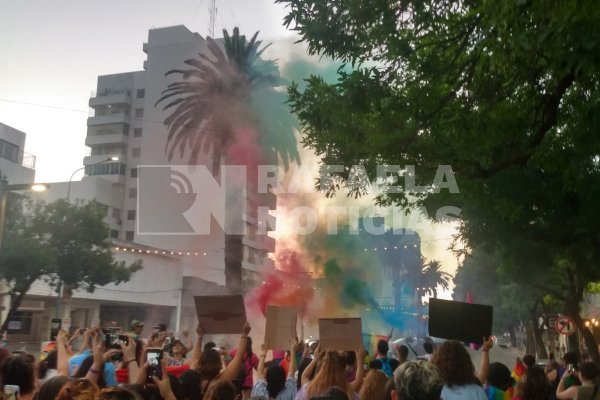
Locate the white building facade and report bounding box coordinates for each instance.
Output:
[4,25,277,345]
[0,123,36,185]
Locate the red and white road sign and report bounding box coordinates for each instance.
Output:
[555,316,576,336]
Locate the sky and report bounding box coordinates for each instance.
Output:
[0,0,292,183]
[0,0,460,292]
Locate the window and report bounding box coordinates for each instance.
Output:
[0,139,19,163]
[132,148,141,158]
[125,231,134,241]
[127,210,136,221]
[130,168,138,178]
[133,128,142,137]
[90,143,125,156]
[134,108,144,118]
[129,188,137,199]
[112,208,121,219]
[110,230,119,239]
[7,311,33,334]
[136,89,145,98]
[89,123,129,136]
[85,162,125,176]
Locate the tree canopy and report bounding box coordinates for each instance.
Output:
[0,196,141,333]
[278,0,600,359]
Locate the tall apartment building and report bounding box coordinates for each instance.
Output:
[83,24,276,284]
[0,123,36,185]
[6,26,277,345]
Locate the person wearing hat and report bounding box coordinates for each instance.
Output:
[166,339,189,367]
[129,320,144,338]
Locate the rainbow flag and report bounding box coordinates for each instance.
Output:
[362,333,390,357]
[512,359,526,382]
[485,386,513,400]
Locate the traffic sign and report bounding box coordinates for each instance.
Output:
[555,315,576,336]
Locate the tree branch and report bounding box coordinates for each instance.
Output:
[477,70,576,178]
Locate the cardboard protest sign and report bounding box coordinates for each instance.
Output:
[264,305,298,350]
[194,295,246,334]
[428,298,493,344]
[319,318,363,351]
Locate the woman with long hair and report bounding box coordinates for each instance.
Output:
[296,345,366,400]
[190,322,253,398]
[358,369,389,400]
[251,340,299,399]
[430,339,491,399]
[229,336,259,399]
[514,366,552,400]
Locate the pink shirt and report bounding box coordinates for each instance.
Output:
[229,349,259,388]
[272,350,286,359]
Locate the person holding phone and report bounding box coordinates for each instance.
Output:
[556,361,599,400]
[146,348,163,383]
[76,328,118,387]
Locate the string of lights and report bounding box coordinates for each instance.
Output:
[112,245,223,257]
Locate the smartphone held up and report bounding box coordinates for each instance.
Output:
[146,348,163,383]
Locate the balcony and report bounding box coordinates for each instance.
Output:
[247,234,276,253]
[85,134,128,147]
[87,114,129,126]
[83,153,126,165]
[89,93,131,108]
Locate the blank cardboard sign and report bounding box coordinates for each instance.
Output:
[428,298,493,344]
[319,318,363,351]
[194,295,246,334]
[264,305,298,350]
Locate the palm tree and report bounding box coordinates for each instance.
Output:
[421,259,451,299]
[156,28,299,294]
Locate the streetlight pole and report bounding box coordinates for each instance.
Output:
[66,156,119,202]
[57,156,119,319]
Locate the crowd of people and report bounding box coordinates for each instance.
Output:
[0,320,598,400]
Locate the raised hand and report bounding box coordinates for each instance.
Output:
[56,329,68,346]
[242,321,251,336]
[195,324,204,338]
[482,336,494,352]
[291,339,300,354]
[121,334,137,362]
[357,345,367,361]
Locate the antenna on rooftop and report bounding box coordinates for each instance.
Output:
[208,0,217,37]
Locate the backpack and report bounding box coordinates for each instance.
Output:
[380,358,393,377]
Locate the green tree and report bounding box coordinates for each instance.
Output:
[279,0,600,360]
[453,249,554,357]
[156,27,300,294]
[0,197,141,334]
